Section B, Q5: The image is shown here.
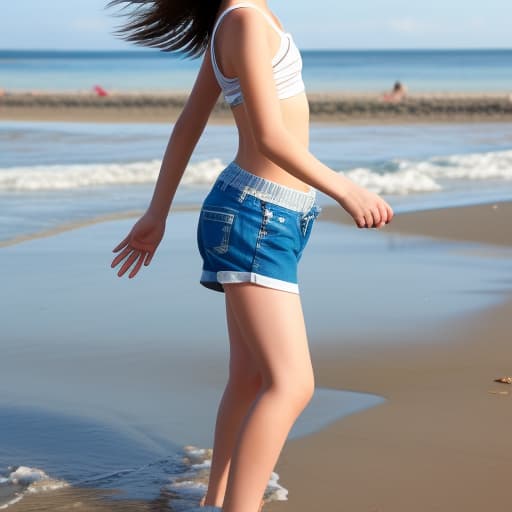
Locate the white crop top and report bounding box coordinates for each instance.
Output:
[210,3,306,107]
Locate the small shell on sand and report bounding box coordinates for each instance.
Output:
[488,390,510,395]
[494,376,512,384]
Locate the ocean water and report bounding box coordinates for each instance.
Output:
[1,120,512,243]
[1,49,512,93]
[1,394,385,510]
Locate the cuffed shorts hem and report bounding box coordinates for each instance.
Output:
[200,270,299,294]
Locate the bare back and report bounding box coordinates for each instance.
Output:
[212,2,311,192]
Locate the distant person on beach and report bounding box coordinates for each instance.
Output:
[93,85,109,97]
[382,80,408,102]
[109,2,393,512]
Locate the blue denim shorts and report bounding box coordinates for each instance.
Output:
[197,161,321,294]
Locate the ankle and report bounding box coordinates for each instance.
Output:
[200,494,223,508]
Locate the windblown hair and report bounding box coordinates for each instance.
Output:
[106,0,222,58]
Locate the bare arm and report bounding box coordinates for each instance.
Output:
[147,48,222,219]
[111,48,221,278]
[226,10,393,228]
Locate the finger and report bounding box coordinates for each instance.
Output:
[377,204,388,228]
[113,234,130,253]
[370,207,381,228]
[144,251,153,266]
[117,251,140,277]
[129,252,146,279]
[111,246,132,268]
[363,211,374,229]
[355,214,366,228]
[386,204,394,223]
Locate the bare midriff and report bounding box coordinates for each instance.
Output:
[230,92,311,193]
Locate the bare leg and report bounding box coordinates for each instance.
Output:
[221,283,315,512]
[203,299,262,507]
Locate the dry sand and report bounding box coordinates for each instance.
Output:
[8,201,512,511]
[264,201,512,512]
[2,91,512,124]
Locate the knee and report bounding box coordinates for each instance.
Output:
[266,369,315,413]
[291,372,315,411]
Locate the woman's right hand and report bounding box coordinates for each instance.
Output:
[111,210,166,278]
[338,179,394,229]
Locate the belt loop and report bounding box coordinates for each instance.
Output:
[238,185,248,203]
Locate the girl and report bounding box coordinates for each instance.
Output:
[109,1,393,511]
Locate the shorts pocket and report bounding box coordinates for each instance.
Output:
[198,207,236,256]
[300,204,322,238]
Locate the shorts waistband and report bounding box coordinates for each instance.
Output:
[217,161,316,213]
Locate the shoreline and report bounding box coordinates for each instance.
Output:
[2,200,511,250]
[0,205,199,249]
[2,91,512,124]
[320,201,512,247]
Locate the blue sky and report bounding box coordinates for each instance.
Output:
[1,0,510,50]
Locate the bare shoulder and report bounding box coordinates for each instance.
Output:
[215,7,270,48]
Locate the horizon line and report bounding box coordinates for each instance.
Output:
[1,46,512,53]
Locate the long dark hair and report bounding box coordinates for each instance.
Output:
[106,0,222,58]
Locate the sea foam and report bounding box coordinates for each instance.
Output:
[0,466,69,510]
[162,445,288,511]
[0,158,225,192]
[0,150,511,195]
[342,149,512,194]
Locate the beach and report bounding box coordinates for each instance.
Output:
[321,200,512,246]
[1,195,511,511]
[2,46,512,509]
[270,299,512,512]
[265,203,512,512]
[2,91,512,124]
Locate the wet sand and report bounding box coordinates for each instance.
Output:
[2,91,512,124]
[265,201,512,512]
[5,201,512,511]
[6,487,154,512]
[267,300,512,512]
[320,200,512,247]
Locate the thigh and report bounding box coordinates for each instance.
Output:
[225,298,260,384]
[224,283,313,389]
